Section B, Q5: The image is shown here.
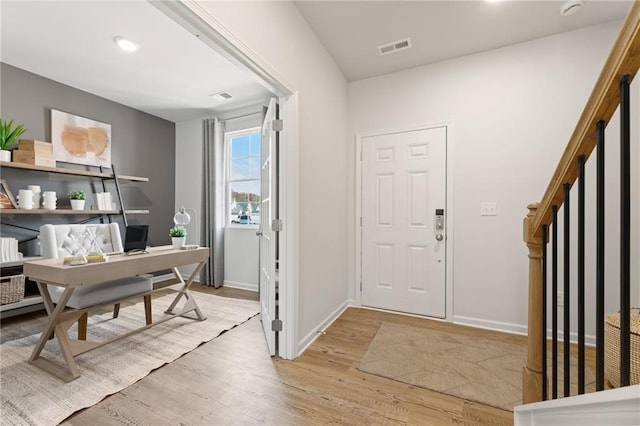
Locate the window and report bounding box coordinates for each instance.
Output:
[226,128,261,225]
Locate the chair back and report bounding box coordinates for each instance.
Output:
[40,223,124,259]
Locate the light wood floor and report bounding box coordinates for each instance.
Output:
[34,284,515,426]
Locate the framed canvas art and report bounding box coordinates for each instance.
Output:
[51,109,111,167]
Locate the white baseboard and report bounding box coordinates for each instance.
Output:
[452,315,597,346]
[514,385,640,426]
[223,280,258,293]
[453,315,528,336]
[297,300,349,356]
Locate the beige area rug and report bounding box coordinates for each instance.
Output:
[0,292,259,425]
[359,322,595,411]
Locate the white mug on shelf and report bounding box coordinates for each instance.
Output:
[18,189,34,209]
[28,185,41,208]
[42,191,57,210]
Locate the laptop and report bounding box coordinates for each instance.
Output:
[123,225,149,254]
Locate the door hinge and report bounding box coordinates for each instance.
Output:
[360,281,362,291]
[272,119,283,132]
[272,319,283,332]
[271,219,283,232]
[360,149,363,161]
[360,217,362,227]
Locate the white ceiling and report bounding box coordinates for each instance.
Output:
[0,1,633,123]
[0,1,273,123]
[294,0,633,81]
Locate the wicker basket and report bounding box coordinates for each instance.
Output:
[604,308,640,387]
[0,274,25,305]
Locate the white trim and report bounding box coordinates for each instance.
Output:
[155,1,298,360]
[297,300,349,356]
[514,385,640,426]
[223,280,258,293]
[354,121,455,321]
[279,92,299,360]
[453,314,528,336]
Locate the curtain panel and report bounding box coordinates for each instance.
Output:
[202,118,226,287]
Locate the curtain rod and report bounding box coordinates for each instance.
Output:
[218,110,263,122]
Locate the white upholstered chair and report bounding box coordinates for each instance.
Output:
[39,223,153,339]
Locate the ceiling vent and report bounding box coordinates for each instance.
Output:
[210,91,233,101]
[378,38,412,56]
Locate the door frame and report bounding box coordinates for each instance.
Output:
[154,1,299,359]
[355,122,454,321]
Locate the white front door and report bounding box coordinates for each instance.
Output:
[361,126,447,317]
[259,98,279,355]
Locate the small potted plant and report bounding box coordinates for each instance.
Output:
[69,190,86,210]
[0,118,27,162]
[169,227,187,249]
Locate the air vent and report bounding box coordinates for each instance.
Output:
[210,91,233,101]
[378,38,412,56]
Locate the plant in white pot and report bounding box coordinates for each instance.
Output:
[0,118,27,162]
[169,227,187,249]
[69,190,86,210]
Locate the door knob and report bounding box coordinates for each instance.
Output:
[435,233,444,241]
[256,230,263,237]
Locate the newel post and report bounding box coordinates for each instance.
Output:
[523,203,545,403]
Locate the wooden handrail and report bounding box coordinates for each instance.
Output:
[530,1,640,237]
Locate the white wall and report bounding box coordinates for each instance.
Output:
[224,226,259,291]
[192,1,349,350]
[348,21,634,335]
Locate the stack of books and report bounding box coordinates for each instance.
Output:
[0,238,21,263]
[93,192,114,210]
[13,139,56,167]
[63,253,109,265]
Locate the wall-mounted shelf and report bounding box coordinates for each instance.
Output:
[0,161,148,182]
[0,209,149,215]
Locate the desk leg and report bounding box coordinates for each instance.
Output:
[165,262,206,321]
[29,283,81,381]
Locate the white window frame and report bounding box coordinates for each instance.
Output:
[225,126,261,228]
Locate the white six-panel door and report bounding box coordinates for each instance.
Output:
[260,98,278,355]
[361,126,447,317]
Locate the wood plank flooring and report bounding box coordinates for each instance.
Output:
[50,284,515,425]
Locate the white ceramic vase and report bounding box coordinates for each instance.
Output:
[0,150,11,162]
[70,199,86,210]
[172,237,185,249]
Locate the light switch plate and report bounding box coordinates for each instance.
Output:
[480,202,497,216]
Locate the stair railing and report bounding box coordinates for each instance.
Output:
[523,2,640,403]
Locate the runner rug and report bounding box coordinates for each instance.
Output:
[0,292,259,425]
[359,322,595,411]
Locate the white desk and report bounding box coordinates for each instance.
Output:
[23,245,209,381]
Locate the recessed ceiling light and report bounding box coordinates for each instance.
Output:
[560,0,584,17]
[113,36,139,52]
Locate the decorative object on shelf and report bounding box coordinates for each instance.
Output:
[51,109,111,167]
[0,118,27,162]
[28,185,41,208]
[17,189,34,210]
[0,179,17,209]
[42,191,57,210]
[69,190,86,210]
[169,227,186,249]
[13,139,55,167]
[93,192,113,210]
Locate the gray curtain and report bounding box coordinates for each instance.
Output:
[202,118,226,287]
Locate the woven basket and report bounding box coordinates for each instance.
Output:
[0,274,25,305]
[604,308,640,387]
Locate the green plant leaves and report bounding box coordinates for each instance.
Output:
[0,119,28,150]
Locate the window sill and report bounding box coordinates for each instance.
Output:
[226,224,259,230]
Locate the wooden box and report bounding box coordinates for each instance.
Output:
[18,139,54,156]
[12,150,56,167]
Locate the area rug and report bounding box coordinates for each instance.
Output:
[0,292,259,425]
[359,322,595,411]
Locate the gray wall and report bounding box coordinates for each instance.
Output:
[0,63,175,253]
